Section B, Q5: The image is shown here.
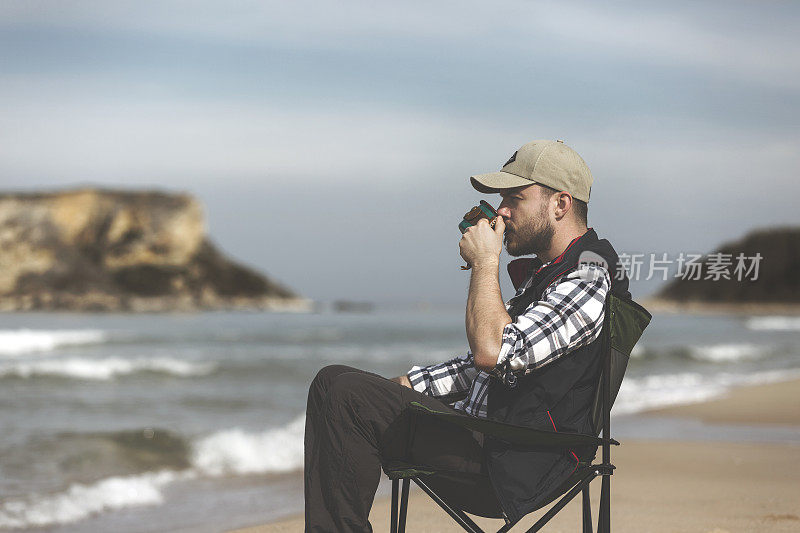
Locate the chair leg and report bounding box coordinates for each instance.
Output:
[582,484,593,533]
[412,477,484,533]
[398,478,410,532]
[391,479,399,533]
[525,474,595,533]
[597,475,610,533]
[495,520,515,533]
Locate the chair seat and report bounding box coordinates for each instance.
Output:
[384,459,597,514]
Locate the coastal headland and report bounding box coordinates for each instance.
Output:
[0,188,311,312]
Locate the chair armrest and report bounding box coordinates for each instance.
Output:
[409,402,618,449]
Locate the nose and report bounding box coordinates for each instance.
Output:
[496,205,511,220]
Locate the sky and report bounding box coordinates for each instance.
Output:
[1,1,798,306]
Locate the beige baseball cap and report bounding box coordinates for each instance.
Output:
[470,139,593,202]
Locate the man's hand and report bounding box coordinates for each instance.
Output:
[461,216,511,372]
[390,375,412,388]
[459,217,505,268]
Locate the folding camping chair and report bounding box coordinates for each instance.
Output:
[383,291,651,533]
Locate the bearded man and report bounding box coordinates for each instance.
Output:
[304,140,631,532]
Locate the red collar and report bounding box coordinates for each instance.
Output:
[551,227,591,265]
[507,228,592,291]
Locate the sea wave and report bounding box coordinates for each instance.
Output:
[687,343,767,362]
[0,357,217,380]
[614,372,725,414]
[614,368,800,414]
[628,342,774,363]
[191,415,305,476]
[745,316,800,331]
[0,329,107,357]
[0,416,307,529]
[0,469,196,529]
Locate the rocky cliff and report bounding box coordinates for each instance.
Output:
[650,226,800,311]
[0,188,310,312]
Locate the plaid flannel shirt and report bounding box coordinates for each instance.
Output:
[407,261,610,418]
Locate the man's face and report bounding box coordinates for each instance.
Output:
[497,185,554,257]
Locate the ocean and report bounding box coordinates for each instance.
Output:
[1,307,800,532]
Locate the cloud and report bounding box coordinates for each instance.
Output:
[1,79,797,196]
[2,1,797,90]
[534,3,800,90]
[0,91,520,186]
[0,1,504,49]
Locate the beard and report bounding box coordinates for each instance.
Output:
[503,202,555,257]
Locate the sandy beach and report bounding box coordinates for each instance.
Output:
[229,377,800,533]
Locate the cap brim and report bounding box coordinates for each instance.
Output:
[470,171,535,194]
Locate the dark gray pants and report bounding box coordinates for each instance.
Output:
[304,365,502,532]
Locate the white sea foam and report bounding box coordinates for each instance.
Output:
[0,329,107,357]
[0,357,217,380]
[191,415,305,476]
[614,372,725,414]
[687,343,766,362]
[0,469,195,529]
[614,368,800,415]
[745,316,800,331]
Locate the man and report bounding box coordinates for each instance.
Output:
[304,140,631,532]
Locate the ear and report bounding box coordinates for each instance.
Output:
[554,192,574,218]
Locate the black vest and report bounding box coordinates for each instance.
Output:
[486,228,630,522]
